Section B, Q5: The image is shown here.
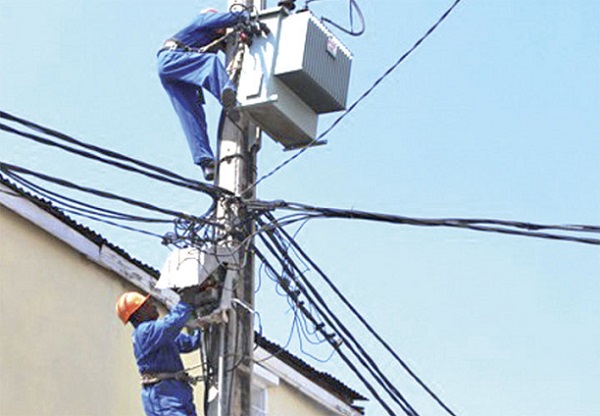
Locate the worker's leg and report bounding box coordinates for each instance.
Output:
[154,381,198,416]
[160,79,214,166]
[158,51,234,106]
[195,54,235,104]
[141,387,161,416]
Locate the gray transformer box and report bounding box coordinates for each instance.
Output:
[275,11,352,113]
[236,7,353,150]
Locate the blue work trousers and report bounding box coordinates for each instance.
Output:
[157,50,234,165]
[141,379,197,416]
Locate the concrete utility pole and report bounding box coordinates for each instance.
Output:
[206,1,261,415]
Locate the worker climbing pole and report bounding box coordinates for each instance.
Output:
[157,6,252,181]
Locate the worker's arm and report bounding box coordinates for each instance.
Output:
[175,330,201,353]
[192,10,248,32]
[173,10,249,47]
[138,302,194,351]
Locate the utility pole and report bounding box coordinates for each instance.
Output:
[205,1,261,415]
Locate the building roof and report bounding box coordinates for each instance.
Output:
[0,174,366,408]
[256,333,367,404]
[0,175,160,278]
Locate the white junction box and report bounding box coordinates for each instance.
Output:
[157,246,239,325]
[236,7,353,150]
[156,246,237,290]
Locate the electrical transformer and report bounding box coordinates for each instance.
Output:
[236,7,353,150]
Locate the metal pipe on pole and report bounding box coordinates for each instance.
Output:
[205,1,262,415]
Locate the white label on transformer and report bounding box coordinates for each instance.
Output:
[326,36,338,58]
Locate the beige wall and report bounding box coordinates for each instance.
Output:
[1,204,149,415]
[268,380,335,416]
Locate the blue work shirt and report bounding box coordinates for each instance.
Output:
[133,302,201,374]
[172,11,247,49]
[132,302,201,416]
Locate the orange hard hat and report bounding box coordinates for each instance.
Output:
[115,292,150,324]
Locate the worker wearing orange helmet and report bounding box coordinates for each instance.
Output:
[116,291,200,416]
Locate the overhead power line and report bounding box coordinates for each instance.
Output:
[0,162,219,229]
[253,243,405,415]
[246,0,463,191]
[320,0,366,37]
[261,212,457,414]
[249,199,600,246]
[4,109,598,246]
[255,212,458,415]
[0,110,230,198]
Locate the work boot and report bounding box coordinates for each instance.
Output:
[200,160,215,181]
[221,87,237,109]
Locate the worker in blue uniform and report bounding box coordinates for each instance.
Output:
[116,291,201,416]
[157,8,248,181]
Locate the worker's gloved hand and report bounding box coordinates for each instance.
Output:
[257,22,270,35]
[239,20,269,45]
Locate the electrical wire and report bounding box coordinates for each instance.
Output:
[245,0,463,192]
[0,110,228,198]
[253,244,402,415]
[257,218,418,412]
[293,306,336,363]
[56,210,166,239]
[0,162,218,228]
[256,207,597,416]
[0,110,241,245]
[2,167,169,224]
[261,221,334,354]
[249,199,600,246]
[262,211,458,415]
[257,223,420,415]
[320,0,366,36]
[2,168,171,237]
[255,238,331,356]
[2,154,460,416]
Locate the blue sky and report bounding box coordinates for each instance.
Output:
[1,1,599,415]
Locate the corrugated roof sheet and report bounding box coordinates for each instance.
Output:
[0,174,159,276]
[256,333,367,404]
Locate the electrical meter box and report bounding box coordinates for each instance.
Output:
[157,246,237,290]
[157,246,238,325]
[236,7,353,150]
